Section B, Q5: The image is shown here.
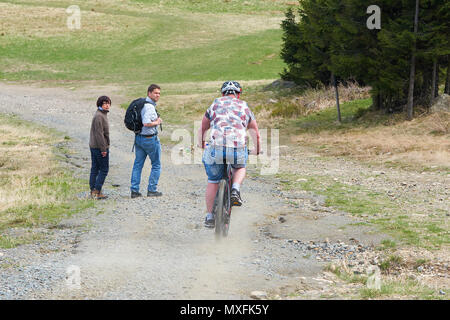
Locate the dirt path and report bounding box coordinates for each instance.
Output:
[1,82,445,300]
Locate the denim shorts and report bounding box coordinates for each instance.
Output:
[202,146,248,184]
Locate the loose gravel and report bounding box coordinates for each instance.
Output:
[0,83,447,299]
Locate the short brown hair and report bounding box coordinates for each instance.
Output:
[96,95,111,107]
[147,84,161,93]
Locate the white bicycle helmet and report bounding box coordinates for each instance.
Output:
[221,81,242,95]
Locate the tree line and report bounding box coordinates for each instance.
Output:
[280,0,450,119]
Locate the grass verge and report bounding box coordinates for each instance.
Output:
[326,264,446,300]
[275,171,449,250]
[0,113,94,248]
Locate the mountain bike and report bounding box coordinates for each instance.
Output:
[212,149,256,239]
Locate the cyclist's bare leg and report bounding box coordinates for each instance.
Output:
[206,182,220,213]
[230,167,245,206]
[232,167,246,185]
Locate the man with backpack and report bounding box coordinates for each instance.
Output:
[128,84,163,198]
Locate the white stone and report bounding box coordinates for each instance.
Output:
[250,291,268,300]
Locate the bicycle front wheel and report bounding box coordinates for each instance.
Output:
[215,179,227,239]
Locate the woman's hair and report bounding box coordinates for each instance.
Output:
[96,95,111,107]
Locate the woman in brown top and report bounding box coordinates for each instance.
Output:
[88,96,111,199]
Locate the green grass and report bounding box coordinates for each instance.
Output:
[0,113,94,248]
[275,172,449,249]
[3,0,294,14]
[2,171,93,228]
[379,239,397,250]
[0,233,43,248]
[290,98,374,133]
[0,235,24,248]
[0,0,285,85]
[359,279,446,300]
[324,264,368,284]
[1,29,283,83]
[130,0,294,14]
[277,173,397,216]
[326,264,446,300]
[379,255,403,272]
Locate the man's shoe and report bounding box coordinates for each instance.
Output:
[230,188,242,207]
[131,191,142,199]
[147,191,163,197]
[204,213,215,229]
[92,189,107,200]
[96,190,108,200]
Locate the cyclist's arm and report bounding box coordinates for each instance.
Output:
[198,115,210,148]
[247,120,261,155]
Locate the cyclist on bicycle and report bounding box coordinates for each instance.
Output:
[199,81,261,228]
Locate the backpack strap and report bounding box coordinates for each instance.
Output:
[155,107,162,131]
[132,133,136,153]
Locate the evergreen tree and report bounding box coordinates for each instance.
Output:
[279,0,450,116]
[280,1,335,87]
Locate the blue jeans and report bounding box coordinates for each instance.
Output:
[130,135,161,192]
[90,148,109,191]
[202,146,248,184]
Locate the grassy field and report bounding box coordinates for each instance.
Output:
[0,0,287,85]
[0,113,93,248]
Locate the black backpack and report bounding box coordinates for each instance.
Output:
[124,98,147,134]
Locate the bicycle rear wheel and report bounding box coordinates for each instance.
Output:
[215,179,229,238]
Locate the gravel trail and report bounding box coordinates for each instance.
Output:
[0,83,393,299]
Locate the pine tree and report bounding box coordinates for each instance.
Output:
[280,0,450,115]
[416,0,450,103]
[280,1,335,87]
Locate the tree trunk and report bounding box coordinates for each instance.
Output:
[435,64,439,98]
[373,92,380,110]
[332,72,341,122]
[431,58,437,101]
[445,56,450,94]
[407,55,416,119]
[376,92,383,110]
[407,0,419,120]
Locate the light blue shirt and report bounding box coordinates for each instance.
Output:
[140,97,158,136]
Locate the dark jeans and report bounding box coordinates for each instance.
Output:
[90,148,109,192]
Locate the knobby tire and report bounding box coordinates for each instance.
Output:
[215,180,228,239]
